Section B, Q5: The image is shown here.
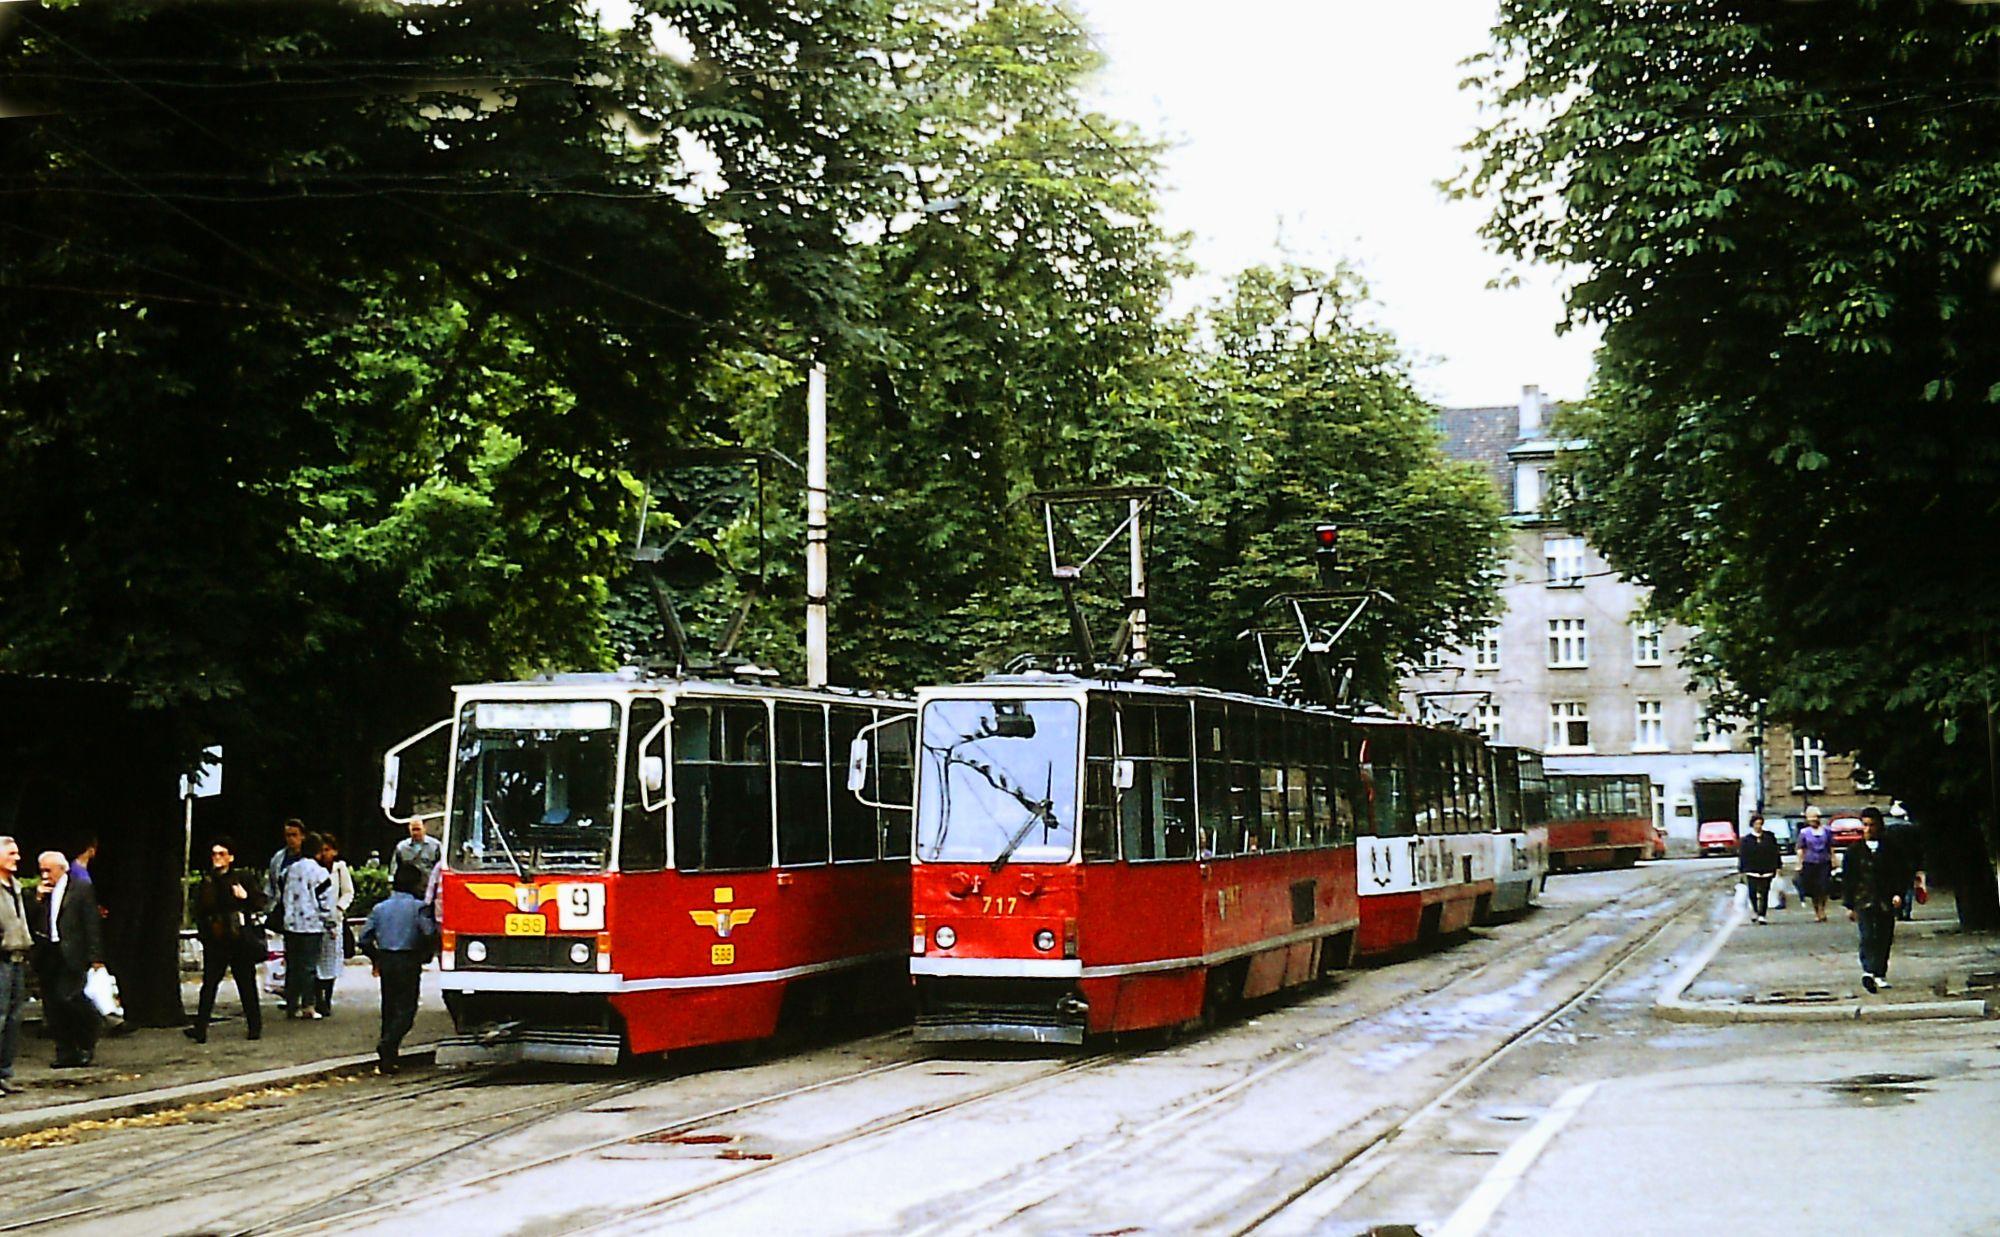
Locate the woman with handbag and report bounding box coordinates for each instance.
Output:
[185,837,266,1042]
[314,834,355,1017]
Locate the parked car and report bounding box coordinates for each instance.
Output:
[1828,815,1866,848]
[1650,822,1670,860]
[1697,820,1740,857]
[1762,815,1799,856]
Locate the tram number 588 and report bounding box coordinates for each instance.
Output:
[980,897,1019,915]
[556,883,606,931]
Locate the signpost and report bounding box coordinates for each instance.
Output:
[179,745,222,873]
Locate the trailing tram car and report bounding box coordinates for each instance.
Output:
[1352,718,1499,956]
[381,670,914,1064]
[1480,744,1549,920]
[888,674,1365,1045]
[1542,771,1655,872]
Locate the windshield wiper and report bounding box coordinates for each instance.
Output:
[933,750,1059,872]
[482,802,531,881]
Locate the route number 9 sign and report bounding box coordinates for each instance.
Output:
[556,883,606,931]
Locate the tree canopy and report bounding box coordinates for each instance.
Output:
[1460,0,2000,920]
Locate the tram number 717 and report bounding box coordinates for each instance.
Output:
[980,897,1019,915]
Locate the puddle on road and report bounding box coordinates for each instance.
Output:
[1825,1072,1933,1106]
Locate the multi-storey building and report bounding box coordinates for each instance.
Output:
[1401,386,1758,846]
[1758,722,1894,821]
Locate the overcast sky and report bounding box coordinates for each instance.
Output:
[1072,0,1598,409]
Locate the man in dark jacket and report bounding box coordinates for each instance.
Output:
[32,850,105,1067]
[185,837,267,1043]
[1842,807,1911,993]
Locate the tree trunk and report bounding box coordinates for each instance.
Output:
[1952,820,2000,931]
[104,793,190,1027]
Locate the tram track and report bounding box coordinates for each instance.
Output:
[1225,872,1719,1235]
[890,869,1720,1237]
[0,1069,651,1234]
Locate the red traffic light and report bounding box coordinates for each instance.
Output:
[1314,524,1339,549]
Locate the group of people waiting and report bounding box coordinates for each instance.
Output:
[1736,805,1923,993]
[0,817,445,1093]
[186,818,442,1069]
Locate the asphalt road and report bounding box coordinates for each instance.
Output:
[19,861,1978,1236]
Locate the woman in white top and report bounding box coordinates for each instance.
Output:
[315,834,356,1016]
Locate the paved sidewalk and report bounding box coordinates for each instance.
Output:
[1,957,452,1133]
[1668,884,2000,1020]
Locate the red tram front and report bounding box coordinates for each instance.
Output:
[1542,772,1654,871]
[898,675,1362,1045]
[383,673,912,1064]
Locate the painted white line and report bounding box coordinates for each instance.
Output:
[1434,1081,1600,1237]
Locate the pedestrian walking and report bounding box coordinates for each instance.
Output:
[184,838,266,1043]
[0,837,34,1094]
[359,864,438,1074]
[1795,806,1836,922]
[389,819,442,891]
[277,833,336,1019]
[31,851,104,1067]
[68,836,97,887]
[265,818,305,910]
[1738,814,1781,923]
[1843,807,1912,993]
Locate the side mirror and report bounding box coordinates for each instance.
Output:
[380,754,402,813]
[1112,758,1136,791]
[846,736,870,793]
[639,755,665,796]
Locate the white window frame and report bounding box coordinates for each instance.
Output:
[1546,618,1589,668]
[1422,646,1452,670]
[1475,702,1502,743]
[1634,699,1665,752]
[1549,701,1592,752]
[1515,464,1543,515]
[1632,619,1663,667]
[1793,734,1827,793]
[1473,628,1501,671]
[1694,705,1733,752]
[1544,536,1585,588]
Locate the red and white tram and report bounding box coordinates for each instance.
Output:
[1352,718,1500,956]
[1542,771,1654,872]
[1482,744,1549,919]
[896,675,1363,1045]
[383,671,913,1064]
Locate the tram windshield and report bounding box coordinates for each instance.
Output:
[916,698,1080,865]
[449,699,619,872]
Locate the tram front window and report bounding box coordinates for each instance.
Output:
[917,698,1079,865]
[450,699,618,872]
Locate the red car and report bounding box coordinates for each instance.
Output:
[1697,820,1739,857]
[1828,815,1866,847]
[1650,822,1670,860]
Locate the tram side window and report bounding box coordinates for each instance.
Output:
[775,704,831,866]
[1373,748,1414,837]
[877,711,914,860]
[1083,699,1119,861]
[1121,701,1195,862]
[1226,704,1262,853]
[1195,704,1232,858]
[1257,708,1288,850]
[828,706,878,862]
[673,701,774,872]
[619,698,668,872]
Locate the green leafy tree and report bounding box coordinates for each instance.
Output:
[1460,0,2000,923]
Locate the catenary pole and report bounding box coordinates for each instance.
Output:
[806,362,830,688]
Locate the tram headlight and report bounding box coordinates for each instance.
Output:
[465,939,488,964]
[569,940,591,966]
[1034,929,1057,952]
[934,925,957,950]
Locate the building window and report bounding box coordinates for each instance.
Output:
[1549,701,1591,752]
[1515,464,1543,515]
[1632,619,1662,667]
[1422,647,1451,670]
[1544,536,1585,587]
[1546,618,1588,668]
[1634,699,1664,751]
[1475,702,1502,742]
[1793,734,1827,793]
[1473,628,1501,670]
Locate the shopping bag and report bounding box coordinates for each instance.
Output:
[1771,879,1789,910]
[263,936,287,995]
[84,966,123,1020]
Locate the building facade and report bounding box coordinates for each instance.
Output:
[1400,387,1758,844]
[1757,722,1893,820]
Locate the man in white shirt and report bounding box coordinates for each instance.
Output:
[34,851,104,1067]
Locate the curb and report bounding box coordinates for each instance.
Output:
[1654,902,1993,1025]
[0,1042,440,1141]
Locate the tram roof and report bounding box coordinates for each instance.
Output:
[450,668,908,707]
[918,670,1461,726]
